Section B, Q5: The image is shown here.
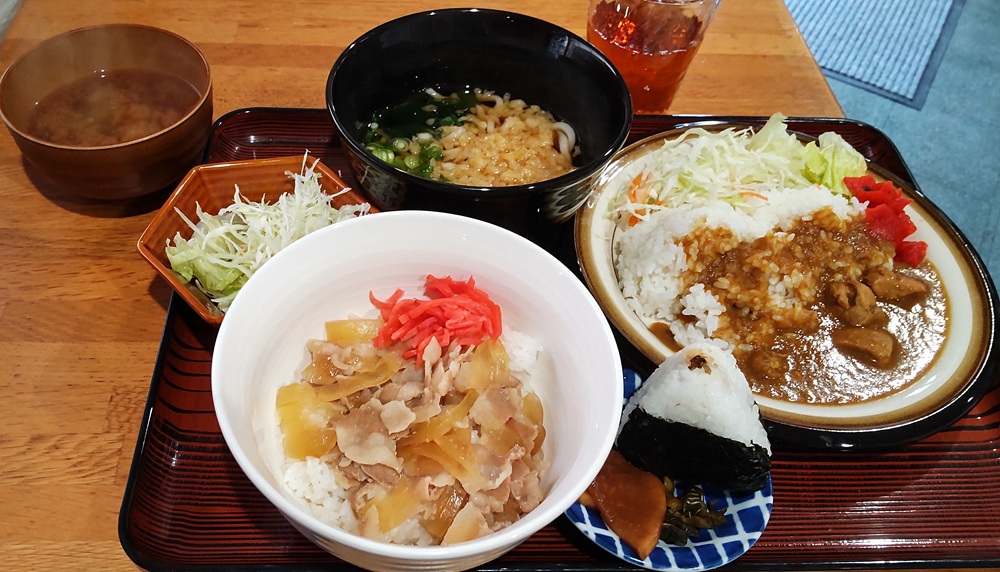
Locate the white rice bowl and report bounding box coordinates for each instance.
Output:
[212,210,623,572]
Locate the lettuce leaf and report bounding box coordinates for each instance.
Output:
[802,132,868,195]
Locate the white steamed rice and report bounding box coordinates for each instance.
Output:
[621,342,771,454]
[614,150,866,349]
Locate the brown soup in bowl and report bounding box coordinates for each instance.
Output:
[27,68,201,147]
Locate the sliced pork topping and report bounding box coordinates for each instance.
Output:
[360,463,401,489]
[276,285,546,547]
[380,400,416,434]
[508,457,544,513]
[335,401,401,469]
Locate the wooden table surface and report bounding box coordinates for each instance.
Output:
[0,1,979,571]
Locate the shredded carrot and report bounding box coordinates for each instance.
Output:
[627,173,651,204]
[627,172,655,227]
[739,190,768,201]
[370,275,502,365]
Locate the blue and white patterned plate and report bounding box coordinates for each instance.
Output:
[564,369,774,571]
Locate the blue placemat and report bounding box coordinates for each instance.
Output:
[784,0,965,109]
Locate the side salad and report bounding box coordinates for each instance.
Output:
[615,113,867,223]
[166,154,370,312]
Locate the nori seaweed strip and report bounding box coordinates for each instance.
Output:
[616,409,771,493]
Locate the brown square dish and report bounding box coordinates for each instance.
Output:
[137,155,374,326]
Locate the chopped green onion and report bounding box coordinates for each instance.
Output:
[363,89,480,180]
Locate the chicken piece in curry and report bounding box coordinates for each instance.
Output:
[740,262,945,404]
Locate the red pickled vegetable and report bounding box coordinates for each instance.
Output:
[371,275,502,365]
[864,203,917,244]
[844,175,927,266]
[845,175,897,204]
[895,240,928,268]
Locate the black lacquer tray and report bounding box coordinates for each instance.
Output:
[119,109,1000,571]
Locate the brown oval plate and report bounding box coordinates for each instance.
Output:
[576,123,1000,449]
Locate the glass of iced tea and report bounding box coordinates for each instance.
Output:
[588,0,721,114]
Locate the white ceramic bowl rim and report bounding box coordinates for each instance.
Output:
[212,210,623,563]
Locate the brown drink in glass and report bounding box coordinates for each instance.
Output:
[588,0,720,114]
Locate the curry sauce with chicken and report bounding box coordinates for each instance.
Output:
[744,262,946,404]
[652,214,947,405]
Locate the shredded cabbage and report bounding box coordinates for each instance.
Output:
[165,154,370,312]
[613,113,868,222]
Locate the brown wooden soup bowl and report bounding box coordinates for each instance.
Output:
[0,24,213,200]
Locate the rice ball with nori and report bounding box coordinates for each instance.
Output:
[617,342,771,493]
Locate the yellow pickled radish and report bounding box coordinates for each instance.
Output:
[522,391,543,425]
[372,477,422,532]
[399,433,482,488]
[315,352,404,402]
[397,441,462,480]
[276,383,338,459]
[479,417,521,457]
[422,484,466,539]
[300,357,338,385]
[521,391,546,454]
[401,452,447,477]
[454,339,511,392]
[325,318,382,345]
[442,502,490,544]
[401,389,478,446]
[434,426,483,487]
